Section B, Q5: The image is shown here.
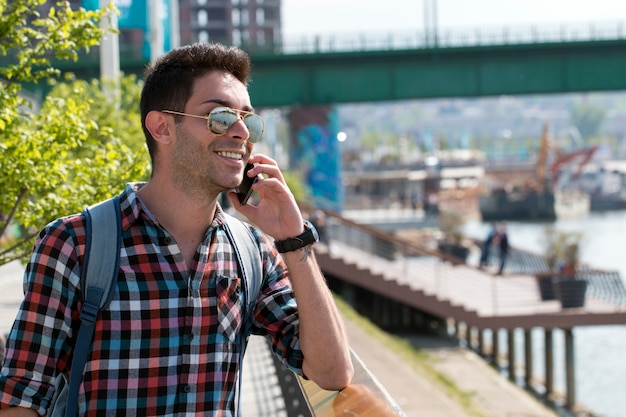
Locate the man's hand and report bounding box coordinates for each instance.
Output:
[227,154,304,240]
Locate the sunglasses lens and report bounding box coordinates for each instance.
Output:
[243,115,264,143]
[208,107,238,135]
[209,107,264,143]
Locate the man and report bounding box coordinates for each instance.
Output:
[0,43,353,416]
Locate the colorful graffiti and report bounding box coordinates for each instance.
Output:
[289,106,343,212]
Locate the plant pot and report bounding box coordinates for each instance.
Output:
[552,276,587,308]
[437,242,469,263]
[535,274,556,301]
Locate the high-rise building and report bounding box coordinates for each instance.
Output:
[179,0,282,47]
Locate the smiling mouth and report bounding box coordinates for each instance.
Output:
[217,151,243,160]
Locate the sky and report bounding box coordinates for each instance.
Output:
[282,0,626,36]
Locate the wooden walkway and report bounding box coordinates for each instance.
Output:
[316,241,626,329]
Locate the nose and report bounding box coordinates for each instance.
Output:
[226,116,250,142]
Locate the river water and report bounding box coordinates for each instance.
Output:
[464,210,626,417]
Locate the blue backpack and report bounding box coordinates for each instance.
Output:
[48,197,262,417]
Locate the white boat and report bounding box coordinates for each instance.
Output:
[554,189,590,219]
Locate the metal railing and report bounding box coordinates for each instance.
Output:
[244,21,626,54]
[3,21,624,68]
[246,312,406,416]
[477,240,626,307]
[320,209,626,311]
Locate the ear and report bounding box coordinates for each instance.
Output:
[145,110,174,145]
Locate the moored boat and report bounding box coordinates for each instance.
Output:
[479,121,595,222]
[479,187,556,221]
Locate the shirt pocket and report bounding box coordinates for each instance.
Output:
[215,275,243,342]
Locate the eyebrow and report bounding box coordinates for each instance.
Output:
[202,99,255,113]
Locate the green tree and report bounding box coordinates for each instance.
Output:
[0,0,149,265]
[47,74,146,153]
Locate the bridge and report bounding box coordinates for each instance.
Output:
[43,21,626,107]
[16,21,626,211]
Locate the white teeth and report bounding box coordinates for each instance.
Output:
[218,152,242,160]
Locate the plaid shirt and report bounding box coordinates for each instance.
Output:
[0,183,303,416]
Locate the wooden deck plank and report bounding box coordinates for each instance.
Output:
[318,242,626,329]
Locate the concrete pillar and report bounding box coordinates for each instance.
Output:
[99,0,120,99]
[564,328,576,410]
[455,320,462,343]
[544,328,554,400]
[492,328,500,366]
[507,328,516,382]
[524,329,533,388]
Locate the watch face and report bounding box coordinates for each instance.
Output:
[307,221,320,243]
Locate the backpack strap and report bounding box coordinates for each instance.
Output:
[65,197,121,417]
[221,212,263,417]
[222,212,263,322]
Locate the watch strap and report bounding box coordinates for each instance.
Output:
[274,220,319,253]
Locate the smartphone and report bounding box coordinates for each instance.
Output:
[237,163,258,205]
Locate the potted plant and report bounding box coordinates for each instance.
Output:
[437,209,470,263]
[538,227,587,308]
[535,227,565,300]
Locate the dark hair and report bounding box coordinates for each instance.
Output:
[140,43,251,161]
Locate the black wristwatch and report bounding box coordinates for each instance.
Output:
[274,220,319,253]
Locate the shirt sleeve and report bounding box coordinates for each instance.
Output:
[0,216,84,415]
[249,231,304,375]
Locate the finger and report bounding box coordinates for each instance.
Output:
[249,153,277,166]
[247,164,284,185]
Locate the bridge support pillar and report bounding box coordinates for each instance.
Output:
[524,328,533,388]
[564,328,577,411]
[544,328,554,400]
[454,320,464,346]
[507,329,516,382]
[477,328,484,356]
[466,326,474,349]
[492,328,500,366]
[288,106,342,211]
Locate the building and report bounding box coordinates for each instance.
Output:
[35,0,281,53]
[180,0,281,47]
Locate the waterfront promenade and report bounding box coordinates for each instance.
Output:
[0,260,562,416]
[315,207,626,416]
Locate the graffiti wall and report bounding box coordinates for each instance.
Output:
[288,106,343,212]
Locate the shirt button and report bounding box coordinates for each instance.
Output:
[183,385,191,393]
[164,236,172,245]
[187,333,195,342]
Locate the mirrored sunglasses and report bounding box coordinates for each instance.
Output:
[162,107,264,143]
